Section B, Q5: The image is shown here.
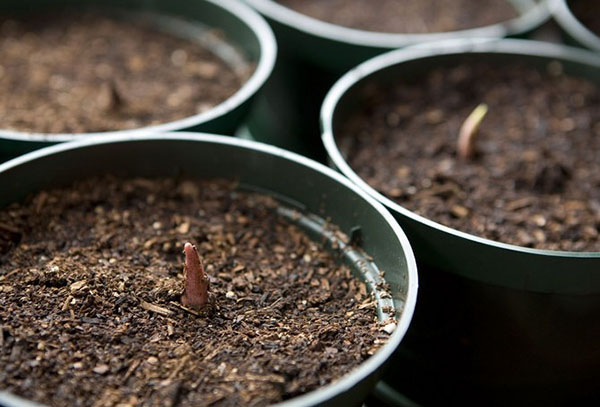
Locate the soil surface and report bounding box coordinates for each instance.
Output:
[0,10,249,134]
[339,62,600,251]
[277,0,519,33]
[0,177,391,406]
[571,0,600,37]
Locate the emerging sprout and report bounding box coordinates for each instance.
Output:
[181,242,209,310]
[98,80,123,112]
[457,103,488,160]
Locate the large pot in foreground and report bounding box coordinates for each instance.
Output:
[0,133,418,407]
[321,38,600,406]
[0,0,276,161]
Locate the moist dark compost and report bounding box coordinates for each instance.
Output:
[571,0,600,37]
[339,62,600,251]
[277,0,518,33]
[0,177,392,407]
[0,10,249,134]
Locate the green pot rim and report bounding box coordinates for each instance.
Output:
[0,132,418,407]
[321,38,600,260]
[244,0,550,49]
[550,0,600,52]
[0,0,277,142]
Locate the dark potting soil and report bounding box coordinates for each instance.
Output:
[277,0,518,33]
[339,62,600,251]
[0,11,250,134]
[0,177,392,407]
[571,0,600,38]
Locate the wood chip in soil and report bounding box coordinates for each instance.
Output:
[0,177,393,407]
[277,0,518,33]
[0,10,252,134]
[338,61,600,251]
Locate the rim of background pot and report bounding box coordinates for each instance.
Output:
[244,0,550,50]
[0,0,277,143]
[550,0,600,52]
[0,133,418,407]
[322,38,600,295]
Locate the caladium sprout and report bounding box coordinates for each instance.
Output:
[181,242,209,310]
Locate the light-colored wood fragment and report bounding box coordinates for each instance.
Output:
[140,300,174,316]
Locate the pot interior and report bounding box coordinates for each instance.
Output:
[0,134,417,407]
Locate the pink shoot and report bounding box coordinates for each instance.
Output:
[181,242,209,310]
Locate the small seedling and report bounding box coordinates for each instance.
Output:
[98,80,123,112]
[181,242,209,310]
[457,103,488,160]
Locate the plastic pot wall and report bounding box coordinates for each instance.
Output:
[240,57,336,162]
[245,0,550,72]
[0,0,276,162]
[0,133,418,407]
[241,0,551,162]
[551,0,600,52]
[321,39,600,405]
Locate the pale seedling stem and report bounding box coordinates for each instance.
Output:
[457,103,488,160]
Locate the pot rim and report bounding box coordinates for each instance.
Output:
[244,0,550,49]
[0,0,277,142]
[550,0,600,52]
[321,37,600,259]
[0,132,419,407]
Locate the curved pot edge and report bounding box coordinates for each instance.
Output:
[0,0,277,143]
[244,0,551,49]
[320,37,600,294]
[0,132,419,407]
[550,0,600,52]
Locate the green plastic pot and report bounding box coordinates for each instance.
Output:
[239,57,334,161]
[0,133,418,407]
[241,0,550,162]
[244,0,550,73]
[551,0,600,52]
[0,0,276,162]
[321,38,600,405]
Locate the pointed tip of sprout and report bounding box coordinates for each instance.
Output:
[184,241,194,253]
